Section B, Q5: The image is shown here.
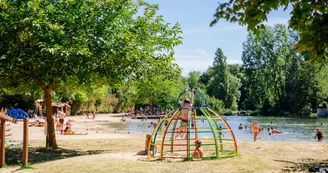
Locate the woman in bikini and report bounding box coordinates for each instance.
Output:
[250,121,260,142]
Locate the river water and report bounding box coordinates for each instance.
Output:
[108,116,328,143]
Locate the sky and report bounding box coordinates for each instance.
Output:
[147,0,291,76]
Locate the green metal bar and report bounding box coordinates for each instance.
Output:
[208,108,238,156]
[190,143,216,146]
[189,131,215,133]
[150,111,174,157]
[203,109,223,155]
[200,109,219,159]
[187,109,191,160]
[159,110,181,159]
[190,117,221,120]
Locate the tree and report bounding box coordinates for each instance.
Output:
[0,0,182,147]
[187,71,202,89]
[241,24,318,115]
[210,0,328,62]
[207,48,240,109]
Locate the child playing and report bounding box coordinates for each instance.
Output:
[63,126,88,135]
[192,140,203,158]
[175,89,194,139]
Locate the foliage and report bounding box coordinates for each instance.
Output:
[211,0,328,62]
[0,0,182,147]
[241,24,319,115]
[206,48,241,109]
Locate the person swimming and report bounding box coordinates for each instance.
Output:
[238,123,243,130]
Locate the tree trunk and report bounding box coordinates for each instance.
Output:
[43,85,57,148]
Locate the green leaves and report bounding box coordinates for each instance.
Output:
[0,0,182,88]
[211,0,328,62]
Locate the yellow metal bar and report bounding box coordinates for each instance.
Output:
[208,109,238,155]
[160,110,181,159]
[148,109,179,158]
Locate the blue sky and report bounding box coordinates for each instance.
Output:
[147,0,291,76]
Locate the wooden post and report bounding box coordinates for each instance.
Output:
[0,119,5,168]
[23,118,28,166]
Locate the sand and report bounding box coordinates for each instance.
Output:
[5,113,141,141]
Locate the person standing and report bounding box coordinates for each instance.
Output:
[315,128,324,142]
[92,111,96,119]
[250,121,260,142]
[58,111,66,130]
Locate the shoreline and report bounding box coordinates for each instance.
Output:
[2,113,328,173]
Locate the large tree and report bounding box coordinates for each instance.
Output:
[242,24,317,115]
[0,0,182,147]
[211,0,328,62]
[207,48,240,109]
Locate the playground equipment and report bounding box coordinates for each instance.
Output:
[148,89,237,160]
[0,112,29,168]
[6,109,28,119]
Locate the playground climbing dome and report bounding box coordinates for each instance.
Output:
[148,89,237,160]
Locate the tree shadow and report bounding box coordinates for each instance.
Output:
[274,158,328,172]
[5,147,107,166]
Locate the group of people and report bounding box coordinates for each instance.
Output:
[243,121,324,142]
[45,111,88,135]
[84,111,96,119]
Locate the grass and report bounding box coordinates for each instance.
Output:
[2,138,327,173]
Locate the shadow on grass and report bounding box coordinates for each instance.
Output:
[274,158,328,172]
[5,147,107,166]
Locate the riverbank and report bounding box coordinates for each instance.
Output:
[2,114,328,173]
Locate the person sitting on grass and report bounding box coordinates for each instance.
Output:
[192,140,203,158]
[315,128,324,142]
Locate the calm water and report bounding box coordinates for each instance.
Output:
[108,116,328,143]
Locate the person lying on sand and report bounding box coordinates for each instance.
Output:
[29,120,45,127]
[62,126,88,135]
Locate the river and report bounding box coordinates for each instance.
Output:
[108,116,328,143]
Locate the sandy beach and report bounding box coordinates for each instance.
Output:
[1,114,328,173]
[6,114,142,141]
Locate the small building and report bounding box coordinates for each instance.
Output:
[317,104,328,118]
[52,102,71,117]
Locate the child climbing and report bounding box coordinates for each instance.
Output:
[192,139,203,158]
[175,89,194,139]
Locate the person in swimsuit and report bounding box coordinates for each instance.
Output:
[250,121,260,142]
[315,128,324,142]
[176,89,194,139]
[238,123,243,130]
[192,140,203,158]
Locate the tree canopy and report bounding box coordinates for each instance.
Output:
[210,0,328,62]
[0,0,182,147]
